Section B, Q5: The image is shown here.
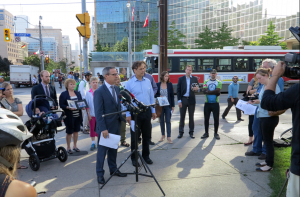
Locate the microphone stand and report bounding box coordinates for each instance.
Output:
[100,103,165,196]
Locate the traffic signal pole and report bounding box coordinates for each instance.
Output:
[39,19,44,71]
[79,34,82,78]
[81,0,88,73]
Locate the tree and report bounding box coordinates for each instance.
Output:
[120,37,128,52]
[167,20,186,49]
[95,40,112,52]
[137,20,159,51]
[22,55,40,68]
[254,21,288,49]
[195,26,217,49]
[215,23,239,48]
[0,56,11,77]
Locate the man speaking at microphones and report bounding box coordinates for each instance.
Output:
[125,61,157,167]
[94,67,127,185]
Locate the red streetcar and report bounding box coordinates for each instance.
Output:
[143,46,299,93]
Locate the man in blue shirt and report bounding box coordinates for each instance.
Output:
[125,61,157,166]
[262,59,284,92]
[222,76,243,121]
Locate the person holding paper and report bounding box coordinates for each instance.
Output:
[155,71,175,144]
[221,76,243,121]
[125,61,157,167]
[94,67,127,185]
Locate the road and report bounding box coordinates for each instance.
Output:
[12,82,292,197]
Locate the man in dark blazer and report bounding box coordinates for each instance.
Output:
[31,70,58,109]
[94,67,127,185]
[177,65,200,139]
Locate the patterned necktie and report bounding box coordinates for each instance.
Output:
[46,85,50,97]
[111,85,116,103]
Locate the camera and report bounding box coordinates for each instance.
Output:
[249,93,259,101]
[283,26,300,79]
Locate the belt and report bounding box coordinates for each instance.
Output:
[182,96,189,99]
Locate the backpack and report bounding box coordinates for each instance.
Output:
[74,80,86,91]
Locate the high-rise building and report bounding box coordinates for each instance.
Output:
[27,37,58,62]
[95,0,159,48]
[62,35,72,64]
[17,41,28,63]
[0,9,19,64]
[89,16,96,53]
[167,0,299,49]
[71,50,80,67]
[14,15,29,33]
[75,43,79,51]
[26,26,63,61]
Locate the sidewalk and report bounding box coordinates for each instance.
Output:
[16,82,292,197]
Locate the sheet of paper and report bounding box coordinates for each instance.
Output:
[236,99,256,115]
[99,133,121,149]
[131,120,135,132]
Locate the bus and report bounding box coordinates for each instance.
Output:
[143,46,299,93]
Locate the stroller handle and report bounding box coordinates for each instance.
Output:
[33,95,57,116]
[38,109,65,120]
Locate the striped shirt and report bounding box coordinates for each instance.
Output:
[70,96,80,117]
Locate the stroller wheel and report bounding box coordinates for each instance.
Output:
[29,154,40,171]
[57,147,68,162]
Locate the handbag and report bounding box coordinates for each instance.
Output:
[268,109,287,116]
[155,105,162,117]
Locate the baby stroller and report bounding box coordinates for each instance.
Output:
[22,95,68,171]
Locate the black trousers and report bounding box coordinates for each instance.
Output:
[260,116,279,167]
[222,98,241,119]
[204,103,220,133]
[248,115,254,137]
[130,108,152,160]
[179,97,195,134]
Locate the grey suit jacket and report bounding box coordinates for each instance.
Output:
[94,84,124,136]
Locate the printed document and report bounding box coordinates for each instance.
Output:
[99,133,121,149]
[236,99,257,115]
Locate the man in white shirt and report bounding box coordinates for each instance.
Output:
[78,71,92,133]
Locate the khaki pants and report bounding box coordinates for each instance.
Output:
[287,171,300,197]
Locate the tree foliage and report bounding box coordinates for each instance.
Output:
[167,20,187,49]
[95,37,128,52]
[195,23,239,49]
[0,56,12,77]
[253,21,288,49]
[22,55,40,68]
[137,20,159,51]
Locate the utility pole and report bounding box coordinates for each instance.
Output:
[39,17,44,71]
[127,2,132,77]
[79,34,82,78]
[133,1,135,62]
[81,0,88,72]
[159,0,167,75]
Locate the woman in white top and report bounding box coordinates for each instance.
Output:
[86,76,99,151]
[32,75,38,85]
[249,68,281,172]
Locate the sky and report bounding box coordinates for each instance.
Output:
[0,0,94,50]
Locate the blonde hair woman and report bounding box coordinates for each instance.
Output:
[59,79,84,154]
[86,76,99,151]
[249,68,281,172]
[1,82,23,117]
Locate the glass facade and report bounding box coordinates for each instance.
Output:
[27,37,58,61]
[95,0,159,48]
[167,0,300,48]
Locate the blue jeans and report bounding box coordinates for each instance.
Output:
[252,108,266,154]
[160,106,172,137]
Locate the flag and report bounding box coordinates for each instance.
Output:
[21,44,26,48]
[143,14,149,28]
[34,50,39,55]
[132,7,135,21]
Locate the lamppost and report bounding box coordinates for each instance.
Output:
[127,2,132,77]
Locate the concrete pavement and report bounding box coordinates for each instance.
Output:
[12,82,292,197]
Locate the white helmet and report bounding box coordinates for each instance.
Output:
[0,108,32,149]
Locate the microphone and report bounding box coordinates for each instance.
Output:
[124,89,156,110]
[119,90,132,103]
[119,91,141,112]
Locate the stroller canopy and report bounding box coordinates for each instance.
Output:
[26,98,50,117]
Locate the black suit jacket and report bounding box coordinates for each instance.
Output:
[31,83,58,106]
[94,84,125,136]
[177,75,200,105]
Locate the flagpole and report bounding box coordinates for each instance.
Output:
[134,1,135,62]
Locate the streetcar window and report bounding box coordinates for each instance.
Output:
[253,58,284,71]
[167,58,172,72]
[234,58,249,71]
[197,58,214,71]
[216,58,232,71]
[145,57,152,74]
[180,58,196,71]
[153,57,159,73]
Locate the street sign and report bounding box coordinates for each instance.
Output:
[14,33,31,37]
[15,37,21,42]
[40,51,45,56]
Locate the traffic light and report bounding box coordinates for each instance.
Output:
[78,55,83,62]
[76,12,91,38]
[3,28,11,42]
[45,57,49,64]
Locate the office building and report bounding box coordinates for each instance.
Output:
[167,0,299,49]
[17,41,28,64]
[89,16,96,53]
[95,0,159,48]
[26,26,63,61]
[14,15,29,34]
[0,9,19,64]
[27,37,58,62]
[71,50,80,67]
[62,35,72,64]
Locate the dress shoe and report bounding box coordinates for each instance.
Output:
[245,151,261,156]
[132,160,140,167]
[258,153,266,160]
[189,134,195,139]
[201,133,209,139]
[97,176,105,184]
[110,170,127,177]
[238,118,244,121]
[177,133,183,138]
[214,133,220,140]
[149,141,156,145]
[143,158,153,164]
